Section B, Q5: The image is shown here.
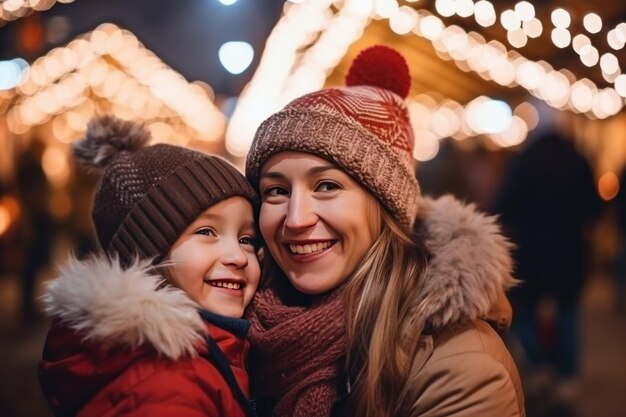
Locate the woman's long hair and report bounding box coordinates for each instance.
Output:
[344,208,430,417]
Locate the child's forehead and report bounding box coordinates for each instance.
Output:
[193,197,255,224]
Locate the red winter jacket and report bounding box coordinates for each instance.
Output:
[38,255,251,417]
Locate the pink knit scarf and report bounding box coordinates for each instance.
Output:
[248,285,346,417]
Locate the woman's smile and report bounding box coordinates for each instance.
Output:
[259,151,378,294]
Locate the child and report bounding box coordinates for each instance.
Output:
[38,115,260,417]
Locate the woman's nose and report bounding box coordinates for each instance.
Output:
[284,192,317,231]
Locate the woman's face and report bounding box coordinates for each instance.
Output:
[259,151,378,294]
[168,196,260,318]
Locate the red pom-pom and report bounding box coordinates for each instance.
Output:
[346,45,411,99]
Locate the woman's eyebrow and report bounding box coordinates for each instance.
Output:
[306,165,338,176]
[259,171,285,180]
[260,165,338,179]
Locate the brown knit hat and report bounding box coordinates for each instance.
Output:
[245,45,420,229]
[73,114,257,266]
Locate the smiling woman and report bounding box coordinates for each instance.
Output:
[259,152,378,295]
[244,45,525,417]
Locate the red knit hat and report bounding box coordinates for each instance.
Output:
[74,115,257,266]
[246,45,419,229]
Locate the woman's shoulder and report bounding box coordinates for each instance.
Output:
[429,319,515,364]
[409,320,525,417]
[413,195,517,332]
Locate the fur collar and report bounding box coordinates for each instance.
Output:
[416,195,516,331]
[43,256,207,360]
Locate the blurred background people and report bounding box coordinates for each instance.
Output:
[492,129,604,415]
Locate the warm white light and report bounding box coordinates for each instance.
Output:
[491,115,527,147]
[514,1,535,22]
[420,15,444,40]
[551,28,571,48]
[570,80,595,112]
[430,105,460,138]
[523,18,542,38]
[469,98,513,134]
[573,34,591,54]
[551,8,571,29]
[541,71,570,107]
[507,29,527,48]
[600,53,619,74]
[601,89,622,117]
[490,58,516,86]
[413,130,440,161]
[501,9,521,31]
[516,60,545,90]
[615,74,626,97]
[583,13,602,34]
[580,45,599,67]
[593,88,622,118]
[455,0,474,18]
[474,1,496,27]
[374,0,399,18]
[514,102,539,130]
[218,41,254,75]
[390,6,417,35]
[3,0,24,13]
[435,0,455,18]
[607,29,626,50]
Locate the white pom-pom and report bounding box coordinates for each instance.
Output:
[72,115,151,168]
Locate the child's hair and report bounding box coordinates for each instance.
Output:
[73,114,257,267]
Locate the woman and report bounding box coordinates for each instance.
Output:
[245,45,525,417]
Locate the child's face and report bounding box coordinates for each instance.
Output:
[168,196,260,318]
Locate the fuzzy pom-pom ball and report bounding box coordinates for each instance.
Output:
[73,115,151,169]
[346,45,411,99]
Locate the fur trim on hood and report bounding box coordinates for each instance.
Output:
[42,255,207,360]
[416,195,516,331]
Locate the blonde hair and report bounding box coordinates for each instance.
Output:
[345,208,430,417]
[258,196,430,416]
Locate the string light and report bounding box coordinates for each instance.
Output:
[229,0,626,161]
[0,0,76,26]
[2,23,225,145]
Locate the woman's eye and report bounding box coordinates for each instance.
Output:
[264,186,289,197]
[195,228,216,237]
[316,181,340,192]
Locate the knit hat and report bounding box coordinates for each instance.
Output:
[73,114,257,266]
[246,45,420,229]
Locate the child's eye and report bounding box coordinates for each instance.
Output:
[195,228,216,237]
[239,235,257,248]
[316,181,340,192]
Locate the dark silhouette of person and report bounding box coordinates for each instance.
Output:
[491,129,603,406]
[15,138,56,322]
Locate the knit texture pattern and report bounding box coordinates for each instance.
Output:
[248,286,345,417]
[246,46,420,229]
[74,115,257,266]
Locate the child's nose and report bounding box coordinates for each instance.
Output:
[221,240,249,269]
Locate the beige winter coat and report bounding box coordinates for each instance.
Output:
[402,196,525,417]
